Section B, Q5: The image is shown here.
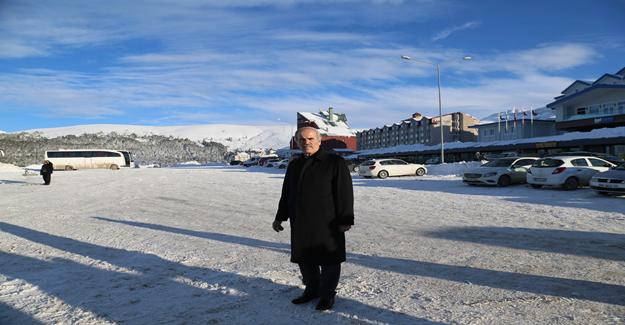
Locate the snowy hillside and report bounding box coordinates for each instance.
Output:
[479,106,555,124]
[18,124,294,151]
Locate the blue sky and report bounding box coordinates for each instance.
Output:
[1,0,624,132]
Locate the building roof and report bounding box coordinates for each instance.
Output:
[548,66,625,108]
[298,111,356,137]
[547,84,625,108]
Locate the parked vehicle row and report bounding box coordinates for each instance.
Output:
[461,155,623,195]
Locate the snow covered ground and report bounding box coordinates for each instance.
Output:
[1,165,624,324]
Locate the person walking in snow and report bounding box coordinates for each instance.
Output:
[40,160,54,185]
[273,127,354,311]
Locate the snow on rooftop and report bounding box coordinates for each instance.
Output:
[298,112,356,137]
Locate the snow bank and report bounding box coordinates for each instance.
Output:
[425,161,483,176]
[0,162,23,171]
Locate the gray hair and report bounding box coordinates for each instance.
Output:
[295,127,321,141]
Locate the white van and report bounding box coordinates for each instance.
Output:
[45,149,134,170]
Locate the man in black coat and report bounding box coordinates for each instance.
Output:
[40,160,54,185]
[273,127,354,311]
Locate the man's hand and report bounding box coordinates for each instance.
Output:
[272,220,284,232]
[338,225,352,232]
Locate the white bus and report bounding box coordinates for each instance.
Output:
[45,149,134,170]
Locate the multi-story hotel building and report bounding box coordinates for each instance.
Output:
[356,112,479,150]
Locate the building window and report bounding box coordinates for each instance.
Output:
[576,107,587,115]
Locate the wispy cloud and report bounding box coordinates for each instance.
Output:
[432,21,479,41]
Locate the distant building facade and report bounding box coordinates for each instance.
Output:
[291,107,357,152]
[356,112,479,150]
[547,66,625,132]
[472,119,559,142]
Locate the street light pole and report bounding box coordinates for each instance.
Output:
[435,63,444,163]
[401,55,471,164]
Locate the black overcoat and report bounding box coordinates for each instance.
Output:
[40,162,54,175]
[275,149,354,265]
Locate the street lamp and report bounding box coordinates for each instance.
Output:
[401,55,472,164]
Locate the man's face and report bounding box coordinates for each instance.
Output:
[297,128,321,156]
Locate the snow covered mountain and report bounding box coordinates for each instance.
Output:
[17,124,295,151]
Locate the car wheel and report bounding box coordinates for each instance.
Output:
[110,164,119,170]
[497,175,511,187]
[352,165,359,172]
[415,168,426,176]
[378,170,389,179]
[563,177,579,190]
[64,165,74,171]
[530,184,543,189]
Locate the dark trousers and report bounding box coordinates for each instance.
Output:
[298,263,341,298]
[42,174,51,185]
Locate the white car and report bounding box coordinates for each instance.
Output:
[527,156,616,190]
[590,163,625,196]
[358,158,427,179]
[463,157,538,186]
[274,159,290,169]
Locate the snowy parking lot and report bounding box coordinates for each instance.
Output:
[1,166,624,324]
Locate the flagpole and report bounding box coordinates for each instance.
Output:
[497,112,501,140]
[530,106,534,138]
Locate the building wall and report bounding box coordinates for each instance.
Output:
[475,120,558,142]
[356,112,478,150]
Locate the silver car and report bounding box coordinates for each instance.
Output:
[463,157,538,186]
[590,163,625,196]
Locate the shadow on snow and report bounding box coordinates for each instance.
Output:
[0,222,436,325]
[92,217,625,307]
[425,226,625,262]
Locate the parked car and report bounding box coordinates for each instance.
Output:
[546,151,624,165]
[463,157,538,186]
[590,163,625,196]
[483,151,519,161]
[358,158,427,179]
[258,155,279,167]
[264,158,282,167]
[275,159,290,169]
[242,157,260,167]
[345,158,365,172]
[526,156,616,190]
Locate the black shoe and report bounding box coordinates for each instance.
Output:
[291,292,319,304]
[315,295,335,311]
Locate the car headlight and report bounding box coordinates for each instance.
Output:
[483,172,498,177]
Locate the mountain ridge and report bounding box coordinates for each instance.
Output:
[15,123,295,151]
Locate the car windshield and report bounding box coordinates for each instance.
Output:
[532,158,564,167]
[482,158,516,167]
[361,160,376,166]
[614,163,625,170]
